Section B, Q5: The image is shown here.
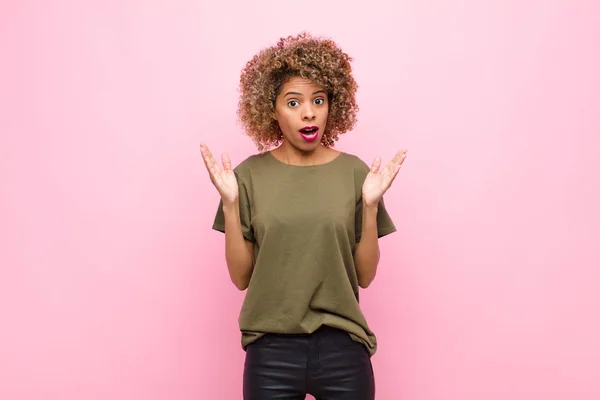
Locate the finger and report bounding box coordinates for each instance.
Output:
[390,150,403,164]
[370,157,381,174]
[395,155,406,169]
[391,162,402,180]
[200,144,214,170]
[395,149,408,166]
[383,156,400,176]
[222,153,233,173]
[200,142,212,161]
[206,147,221,173]
[381,163,401,191]
[200,144,220,178]
[385,155,405,177]
[200,144,212,169]
[204,146,218,167]
[383,160,395,174]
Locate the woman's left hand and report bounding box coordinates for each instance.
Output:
[362,150,408,207]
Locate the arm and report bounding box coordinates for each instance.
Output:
[356,149,408,288]
[200,142,254,290]
[354,201,380,288]
[222,201,254,290]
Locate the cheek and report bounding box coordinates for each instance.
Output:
[281,111,296,126]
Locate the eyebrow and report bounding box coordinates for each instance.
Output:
[284,90,327,97]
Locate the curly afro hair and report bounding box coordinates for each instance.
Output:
[237,32,359,152]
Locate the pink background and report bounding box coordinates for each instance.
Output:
[1,1,599,399]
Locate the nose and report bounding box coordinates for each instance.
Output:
[302,104,316,121]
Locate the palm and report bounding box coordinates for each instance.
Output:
[200,143,239,204]
[362,150,407,207]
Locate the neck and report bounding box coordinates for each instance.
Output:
[273,142,330,166]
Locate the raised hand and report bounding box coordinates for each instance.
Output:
[200,143,239,205]
[362,150,407,207]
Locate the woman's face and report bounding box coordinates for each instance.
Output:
[272,76,329,152]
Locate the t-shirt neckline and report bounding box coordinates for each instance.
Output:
[266,151,346,168]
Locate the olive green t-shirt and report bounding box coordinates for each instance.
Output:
[212,151,396,356]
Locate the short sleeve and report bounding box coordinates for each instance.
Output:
[355,196,397,243]
[212,174,255,243]
[353,155,397,243]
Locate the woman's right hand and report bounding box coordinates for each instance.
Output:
[200,143,239,205]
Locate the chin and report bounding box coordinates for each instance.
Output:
[300,139,322,149]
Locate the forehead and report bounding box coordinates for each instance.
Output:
[280,76,324,93]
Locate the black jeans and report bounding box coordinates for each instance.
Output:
[243,326,375,400]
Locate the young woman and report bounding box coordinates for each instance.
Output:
[200,33,407,400]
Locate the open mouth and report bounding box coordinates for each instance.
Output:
[299,126,319,141]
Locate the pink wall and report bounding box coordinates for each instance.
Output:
[1,1,599,399]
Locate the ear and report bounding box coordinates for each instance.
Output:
[270,106,278,121]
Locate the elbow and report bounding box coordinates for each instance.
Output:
[230,269,251,291]
[355,258,378,289]
[226,256,253,291]
[230,272,250,291]
[233,280,248,291]
[358,276,374,289]
[357,266,376,288]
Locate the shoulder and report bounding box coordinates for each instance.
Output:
[232,152,272,181]
[340,152,370,174]
[338,153,372,191]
